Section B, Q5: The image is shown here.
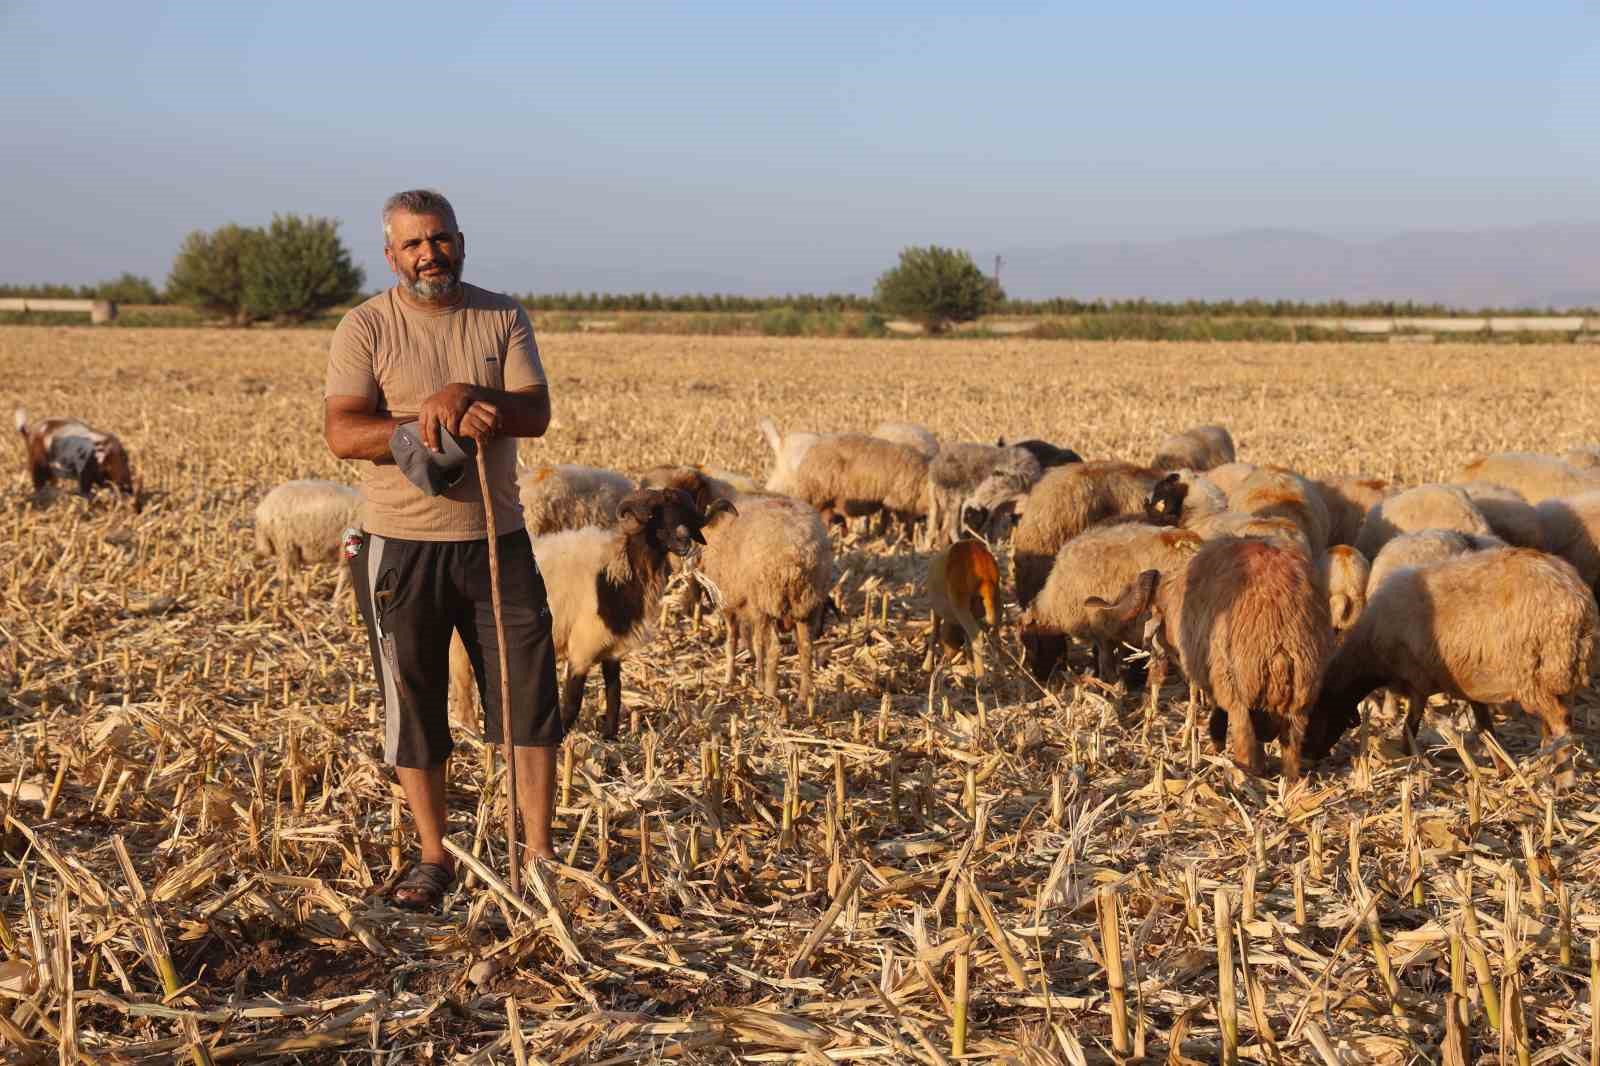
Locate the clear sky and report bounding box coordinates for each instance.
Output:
[4,1,1598,296]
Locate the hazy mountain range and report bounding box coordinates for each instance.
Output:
[997,223,1600,309]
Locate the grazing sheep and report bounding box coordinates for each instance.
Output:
[1303,547,1597,786]
[932,442,1041,545]
[1143,471,1229,528]
[1455,453,1600,504]
[997,437,1084,470]
[1367,528,1506,595]
[1565,446,1600,471]
[1151,424,1236,472]
[1321,545,1370,633]
[924,540,1000,678]
[1019,521,1204,684]
[1227,467,1332,555]
[1012,461,1164,612]
[872,421,940,459]
[253,479,362,592]
[696,494,832,705]
[1536,491,1600,588]
[15,408,135,497]
[536,488,724,737]
[1312,476,1394,547]
[1086,536,1330,780]
[518,463,633,535]
[787,432,930,531]
[1455,481,1543,548]
[758,417,825,497]
[1204,461,1259,498]
[1353,483,1495,561]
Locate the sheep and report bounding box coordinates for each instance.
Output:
[872,421,940,459]
[1144,472,1309,549]
[997,437,1084,469]
[1366,529,1507,594]
[924,540,1000,678]
[1227,466,1332,555]
[1536,491,1600,588]
[786,432,931,532]
[1311,476,1394,547]
[1455,453,1600,504]
[931,442,1041,544]
[1203,461,1259,497]
[1353,483,1495,561]
[1084,536,1330,780]
[518,463,633,535]
[252,479,362,594]
[1012,461,1164,612]
[1151,424,1236,472]
[758,417,824,498]
[1303,547,1597,786]
[1455,481,1543,548]
[15,408,135,498]
[1321,545,1370,633]
[1565,446,1600,471]
[535,488,726,737]
[695,494,832,705]
[1019,521,1204,684]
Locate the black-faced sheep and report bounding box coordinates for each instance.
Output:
[518,463,634,535]
[1311,476,1394,548]
[1087,536,1331,780]
[872,421,940,459]
[925,539,1000,678]
[15,408,135,497]
[1151,424,1235,472]
[253,479,362,594]
[695,494,832,705]
[1019,521,1204,684]
[1536,491,1600,589]
[1353,483,1494,562]
[1012,461,1165,612]
[1455,453,1600,504]
[1455,481,1543,548]
[1304,547,1597,786]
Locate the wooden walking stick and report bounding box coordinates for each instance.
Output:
[477,447,521,896]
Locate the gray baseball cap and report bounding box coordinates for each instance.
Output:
[389,420,478,496]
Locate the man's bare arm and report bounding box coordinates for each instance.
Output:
[418,383,551,450]
[325,395,401,463]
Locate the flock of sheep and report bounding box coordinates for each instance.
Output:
[253,418,1600,786]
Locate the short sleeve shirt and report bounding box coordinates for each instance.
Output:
[325,283,545,540]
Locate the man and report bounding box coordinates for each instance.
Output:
[324,188,560,911]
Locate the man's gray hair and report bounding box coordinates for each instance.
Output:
[382,189,458,241]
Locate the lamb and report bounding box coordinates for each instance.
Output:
[518,463,633,535]
[1353,483,1495,561]
[534,488,726,737]
[1227,466,1332,555]
[695,494,832,705]
[872,421,940,459]
[1150,424,1235,472]
[1321,545,1370,633]
[931,442,1041,544]
[1303,547,1597,786]
[1454,453,1600,504]
[1311,476,1393,547]
[1366,529,1507,595]
[252,479,362,592]
[15,408,135,497]
[1536,491,1600,588]
[1455,481,1544,548]
[924,540,1001,678]
[786,432,931,532]
[1012,461,1164,611]
[1084,536,1330,780]
[1019,521,1204,684]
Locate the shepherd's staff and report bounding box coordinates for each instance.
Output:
[475,446,521,895]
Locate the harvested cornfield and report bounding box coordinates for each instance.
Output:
[2,325,1599,1063]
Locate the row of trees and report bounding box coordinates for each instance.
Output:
[166,215,365,324]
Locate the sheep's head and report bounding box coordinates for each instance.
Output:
[617,488,735,559]
[637,465,720,513]
[96,440,135,495]
[1144,473,1186,527]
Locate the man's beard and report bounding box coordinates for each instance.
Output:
[405,255,464,300]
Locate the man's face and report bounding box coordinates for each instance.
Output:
[384,210,465,300]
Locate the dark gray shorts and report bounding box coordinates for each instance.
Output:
[349,528,563,768]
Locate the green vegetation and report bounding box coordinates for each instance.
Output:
[873,245,1000,334]
[239,214,364,323]
[166,224,260,325]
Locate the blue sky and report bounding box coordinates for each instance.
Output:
[3,2,1597,296]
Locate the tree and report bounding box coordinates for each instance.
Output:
[167,224,260,325]
[96,273,161,304]
[872,245,1001,334]
[240,214,364,323]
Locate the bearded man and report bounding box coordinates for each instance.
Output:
[323,188,561,911]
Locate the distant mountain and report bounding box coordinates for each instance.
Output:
[1000,223,1600,310]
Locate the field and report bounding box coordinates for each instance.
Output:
[3,325,1600,1063]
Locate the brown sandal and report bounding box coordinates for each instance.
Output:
[391,862,455,912]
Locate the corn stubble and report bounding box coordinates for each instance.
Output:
[1,326,1599,1062]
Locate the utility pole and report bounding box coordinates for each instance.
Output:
[993,255,1004,290]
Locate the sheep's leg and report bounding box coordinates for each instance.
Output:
[1280,711,1308,783]
[922,611,939,673]
[795,617,815,711]
[963,620,985,679]
[1400,691,1425,756]
[1526,692,1577,790]
[560,670,589,732]
[600,660,623,740]
[724,613,741,685]
[761,619,780,699]
[1145,649,1169,718]
[1469,702,1498,738]
[1227,704,1268,777]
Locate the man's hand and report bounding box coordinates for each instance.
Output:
[418,383,501,448]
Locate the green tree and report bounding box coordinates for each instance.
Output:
[872,245,1001,334]
[167,224,260,325]
[96,273,162,304]
[240,214,364,323]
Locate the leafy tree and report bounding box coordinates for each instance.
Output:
[96,273,161,304]
[872,245,1000,333]
[240,214,364,323]
[167,224,260,325]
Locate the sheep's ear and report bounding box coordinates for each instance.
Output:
[617,490,660,534]
[704,498,739,522]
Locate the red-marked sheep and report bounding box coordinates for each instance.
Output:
[1227,467,1332,555]
[925,539,1001,677]
[1321,545,1370,633]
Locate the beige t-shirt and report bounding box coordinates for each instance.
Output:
[324,283,546,541]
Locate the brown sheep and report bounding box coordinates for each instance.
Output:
[1455,481,1543,548]
[1353,483,1494,562]
[1304,547,1597,786]
[1536,491,1600,588]
[1366,528,1506,594]
[1321,545,1370,633]
[1455,453,1600,504]
[1227,466,1332,555]
[787,432,930,532]
[1150,424,1236,472]
[1087,536,1330,780]
[1012,460,1163,611]
[924,540,1001,677]
[1311,476,1393,548]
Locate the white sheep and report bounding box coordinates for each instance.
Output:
[253,479,361,596]
[518,463,634,535]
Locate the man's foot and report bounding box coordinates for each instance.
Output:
[391,861,455,911]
